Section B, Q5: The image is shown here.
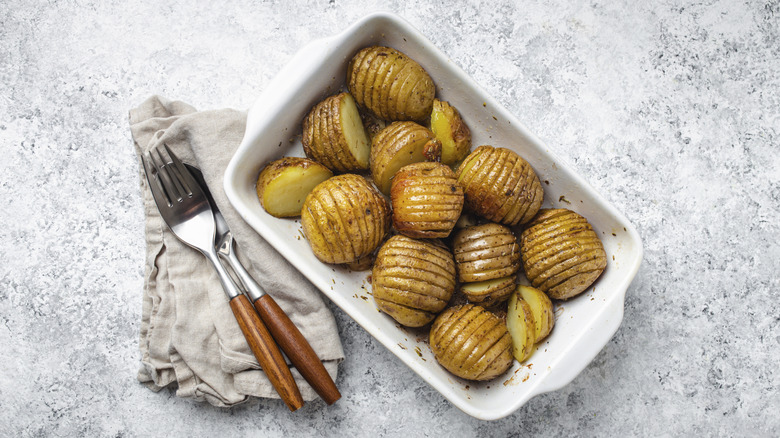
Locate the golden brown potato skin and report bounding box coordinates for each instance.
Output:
[301,174,390,264]
[347,46,436,122]
[372,235,456,327]
[371,121,442,195]
[302,92,369,172]
[390,162,464,238]
[452,223,521,283]
[520,208,607,300]
[429,304,513,381]
[455,145,544,226]
[459,276,516,308]
[256,157,333,218]
[430,99,471,166]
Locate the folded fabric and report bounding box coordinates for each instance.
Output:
[130,95,344,407]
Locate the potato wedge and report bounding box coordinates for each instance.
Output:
[430,99,471,166]
[460,276,515,307]
[371,121,442,195]
[517,285,555,342]
[390,162,463,238]
[347,46,435,122]
[372,235,456,327]
[455,145,544,226]
[520,209,607,300]
[429,304,513,380]
[302,92,370,172]
[301,174,390,264]
[506,293,536,363]
[452,223,521,283]
[256,157,333,218]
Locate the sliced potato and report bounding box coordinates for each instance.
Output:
[517,285,555,342]
[455,145,544,226]
[301,174,390,264]
[460,276,515,307]
[256,157,333,218]
[372,235,456,327]
[506,293,536,363]
[429,304,513,380]
[347,46,435,122]
[520,208,607,300]
[452,223,521,283]
[430,99,471,166]
[361,111,388,142]
[302,92,370,172]
[370,121,442,194]
[390,162,464,238]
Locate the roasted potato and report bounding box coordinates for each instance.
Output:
[256,157,333,218]
[506,293,536,362]
[429,304,513,381]
[452,223,521,283]
[459,276,515,307]
[520,208,607,300]
[455,145,544,226]
[372,235,456,327]
[347,46,435,122]
[370,121,442,195]
[390,162,464,238]
[430,99,471,166]
[301,174,390,264]
[517,285,554,342]
[302,92,370,172]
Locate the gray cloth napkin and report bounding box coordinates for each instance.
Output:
[130,95,344,406]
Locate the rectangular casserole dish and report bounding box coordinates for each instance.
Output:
[224,12,643,420]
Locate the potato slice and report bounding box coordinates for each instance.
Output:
[370,121,442,194]
[430,99,471,166]
[517,285,555,342]
[460,276,515,307]
[506,293,536,363]
[302,92,370,172]
[256,157,333,218]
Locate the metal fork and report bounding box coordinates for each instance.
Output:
[141,145,304,411]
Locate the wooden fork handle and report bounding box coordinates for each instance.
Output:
[229,294,304,411]
[253,294,341,405]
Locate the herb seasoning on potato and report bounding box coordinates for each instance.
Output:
[347,46,436,122]
[256,157,333,218]
[519,208,607,300]
[390,162,464,238]
[301,174,390,264]
[370,121,442,195]
[372,235,456,327]
[429,304,513,381]
[455,145,544,226]
[302,92,371,172]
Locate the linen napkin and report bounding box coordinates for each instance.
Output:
[130,95,344,406]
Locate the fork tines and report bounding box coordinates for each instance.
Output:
[142,144,195,207]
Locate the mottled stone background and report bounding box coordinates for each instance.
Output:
[1,0,778,436]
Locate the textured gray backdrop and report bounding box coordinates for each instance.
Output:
[1,0,778,436]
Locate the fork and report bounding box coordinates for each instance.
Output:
[141,144,304,411]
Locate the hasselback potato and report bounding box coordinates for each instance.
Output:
[390,162,464,238]
[347,46,435,122]
[520,208,607,300]
[429,304,513,381]
[301,174,390,264]
[455,145,544,226]
[370,121,442,195]
[452,223,521,283]
[302,92,370,172]
[372,235,456,327]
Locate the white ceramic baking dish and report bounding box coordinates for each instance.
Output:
[224,12,643,420]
